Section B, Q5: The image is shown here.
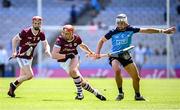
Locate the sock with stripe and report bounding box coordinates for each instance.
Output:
[82,82,98,96]
[73,76,83,95]
[12,80,20,87]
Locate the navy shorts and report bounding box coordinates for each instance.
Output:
[109,51,133,67]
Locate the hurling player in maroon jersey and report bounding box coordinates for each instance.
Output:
[51,25,106,101]
[8,16,51,97]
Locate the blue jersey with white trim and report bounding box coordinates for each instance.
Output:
[105,26,140,52]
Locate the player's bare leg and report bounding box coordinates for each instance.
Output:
[70,56,106,101]
[111,60,124,101]
[7,68,24,97]
[69,56,84,100]
[17,66,34,82]
[8,65,34,97]
[124,63,145,101]
[81,79,106,101]
[77,57,106,101]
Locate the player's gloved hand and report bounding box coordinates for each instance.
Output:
[65,53,75,59]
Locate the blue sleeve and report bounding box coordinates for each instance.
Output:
[104,30,113,40]
[131,27,140,33]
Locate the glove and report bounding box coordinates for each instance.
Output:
[65,53,75,59]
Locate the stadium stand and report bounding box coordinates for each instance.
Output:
[0,0,179,70]
[0,0,86,45]
[79,0,180,68]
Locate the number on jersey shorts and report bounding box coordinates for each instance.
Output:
[17,58,33,68]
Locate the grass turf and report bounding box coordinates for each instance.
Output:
[0,78,180,110]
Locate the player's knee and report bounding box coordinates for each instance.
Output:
[69,68,77,74]
[114,69,121,76]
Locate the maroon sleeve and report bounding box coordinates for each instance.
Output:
[40,32,46,41]
[76,36,82,44]
[54,37,62,47]
[19,30,26,39]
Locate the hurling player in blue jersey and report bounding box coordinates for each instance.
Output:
[95,14,176,101]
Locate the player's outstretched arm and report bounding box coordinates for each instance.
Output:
[139,26,176,34]
[79,42,94,55]
[95,37,108,59]
[12,34,21,58]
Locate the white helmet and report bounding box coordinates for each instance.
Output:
[116,13,128,24]
[63,24,74,33]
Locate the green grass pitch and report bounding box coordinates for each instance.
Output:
[0,78,180,110]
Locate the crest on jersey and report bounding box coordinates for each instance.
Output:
[74,43,77,46]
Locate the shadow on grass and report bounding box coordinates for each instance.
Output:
[6,96,23,99]
[42,99,114,102]
[42,99,64,101]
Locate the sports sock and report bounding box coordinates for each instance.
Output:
[73,76,83,94]
[82,83,97,95]
[135,92,141,97]
[118,87,123,94]
[13,80,20,87]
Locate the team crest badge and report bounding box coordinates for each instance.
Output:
[74,43,77,46]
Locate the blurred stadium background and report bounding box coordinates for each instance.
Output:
[0,0,180,78]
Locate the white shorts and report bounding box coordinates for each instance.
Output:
[59,59,71,73]
[17,57,33,68]
[59,55,79,73]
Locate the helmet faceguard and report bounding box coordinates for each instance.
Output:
[63,25,74,33]
[32,16,43,21]
[116,14,128,24]
[62,25,74,40]
[32,16,42,30]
